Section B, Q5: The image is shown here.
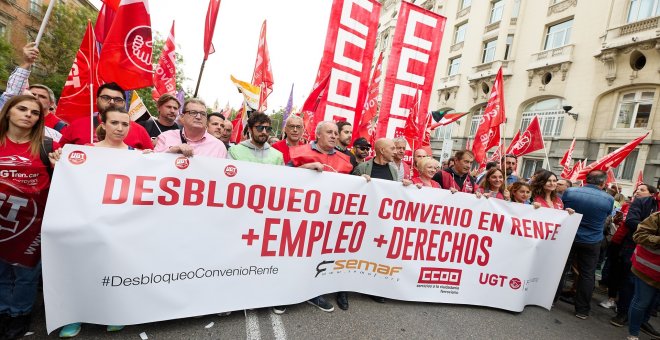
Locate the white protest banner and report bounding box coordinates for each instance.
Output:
[42,146,581,333]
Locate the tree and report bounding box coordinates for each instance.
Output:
[135,33,187,116]
[30,4,96,98]
[0,37,12,87]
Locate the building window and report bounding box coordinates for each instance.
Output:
[520,98,565,137]
[448,56,461,76]
[512,0,521,18]
[0,23,6,39]
[614,90,654,129]
[609,147,639,181]
[469,105,486,137]
[504,35,514,60]
[482,40,497,63]
[454,23,467,44]
[461,0,472,10]
[521,158,545,179]
[544,19,573,50]
[433,109,455,140]
[627,0,660,23]
[30,0,42,15]
[490,1,504,23]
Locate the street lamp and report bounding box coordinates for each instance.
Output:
[563,105,578,121]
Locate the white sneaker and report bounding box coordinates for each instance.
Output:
[626,336,639,340]
[599,299,616,309]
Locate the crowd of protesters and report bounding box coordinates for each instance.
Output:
[1,43,660,340]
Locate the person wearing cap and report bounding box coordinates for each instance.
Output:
[352,137,371,164]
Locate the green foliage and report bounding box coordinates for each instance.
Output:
[269,108,285,137]
[135,32,187,116]
[0,36,12,85]
[31,4,96,98]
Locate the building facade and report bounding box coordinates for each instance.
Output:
[0,0,96,89]
[378,0,659,195]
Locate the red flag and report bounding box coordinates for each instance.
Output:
[401,91,420,148]
[98,0,153,90]
[560,138,576,178]
[101,0,120,10]
[635,170,644,191]
[485,126,500,152]
[301,73,331,140]
[94,3,116,44]
[230,106,245,144]
[152,21,177,101]
[485,67,505,128]
[203,0,221,60]
[356,51,383,141]
[56,22,102,124]
[508,116,544,157]
[505,130,520,154]
[605,168,617,188]
[252,20,274,112]
[576,132,649,180]
[472,115,491,163]
[421,112,434,147]
[569,160,584,182]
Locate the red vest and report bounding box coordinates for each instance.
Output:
[439,170,475,193]
[289,144,353,174]
[632,244,660,284]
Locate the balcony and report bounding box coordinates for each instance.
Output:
[449,41,464,53]
[469,60,514,79]
[601,16,659,50]
[437,74,461,90]
[484,21,500,33]
[527,44,574,71]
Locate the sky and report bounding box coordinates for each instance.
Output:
[90,0,333,113]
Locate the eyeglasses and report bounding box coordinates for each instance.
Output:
[286,124,303,130]
[254,125,273,133]
[98,95,126,105]
[356,146,370,151]
[183,110,208,118]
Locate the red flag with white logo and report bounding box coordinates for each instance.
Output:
[508,116,544,157]
[56,22,102,124]
[301,73,331,140]
[376,2,446,140]
[252,20,274,112]
[98,0,154,90]
[576,132,649,180]
[204,0,221,60]
[313,0,381,137]
[560,138,576,178]
[569,160,584,182]
[356,51,383,141]
[486,67,505,128]
[152,21,177,101]
[505,130,520,155]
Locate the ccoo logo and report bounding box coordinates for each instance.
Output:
[68,151,87,165]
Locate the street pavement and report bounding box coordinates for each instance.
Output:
[23,289,660,339]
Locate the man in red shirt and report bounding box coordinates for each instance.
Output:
[272,115,305,164]
[59,83,153,149]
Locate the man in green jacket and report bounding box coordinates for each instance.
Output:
[228,112,283,165]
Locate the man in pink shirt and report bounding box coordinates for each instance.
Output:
[154,98,227,158]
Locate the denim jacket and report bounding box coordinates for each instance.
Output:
[562,184,614,244]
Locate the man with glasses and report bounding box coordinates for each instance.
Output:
[59,82,153,149]
[352,137,371,164]
[154,98,227,158]
[272,115,305,164]
[228,112,283,165]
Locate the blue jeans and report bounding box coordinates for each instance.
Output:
[628,275,659,336]
[0,260,42,316]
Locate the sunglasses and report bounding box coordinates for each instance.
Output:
[254,125,273,133]
[356,146,370,151]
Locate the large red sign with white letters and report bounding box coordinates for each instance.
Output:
[376,2,446,140]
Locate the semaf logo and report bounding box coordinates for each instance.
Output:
[418,267,462,286]
[68,151,87,165]
[175,157,189,170]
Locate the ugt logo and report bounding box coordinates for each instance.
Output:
[0,181,37,242]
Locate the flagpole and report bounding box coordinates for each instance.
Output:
[34,0,56,47]
[193,59,207,97]
[88,20,94,144]
[541,133,551,170]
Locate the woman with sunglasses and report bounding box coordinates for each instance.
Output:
[0,95,61,339]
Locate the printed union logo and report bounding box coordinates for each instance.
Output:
[68,151,87,165]
[509,278,522,290]
[418,267,462,286]
[175,157,189,170]
[0,180,37,242]
[224,165,237,177]
[124,26,153,72]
